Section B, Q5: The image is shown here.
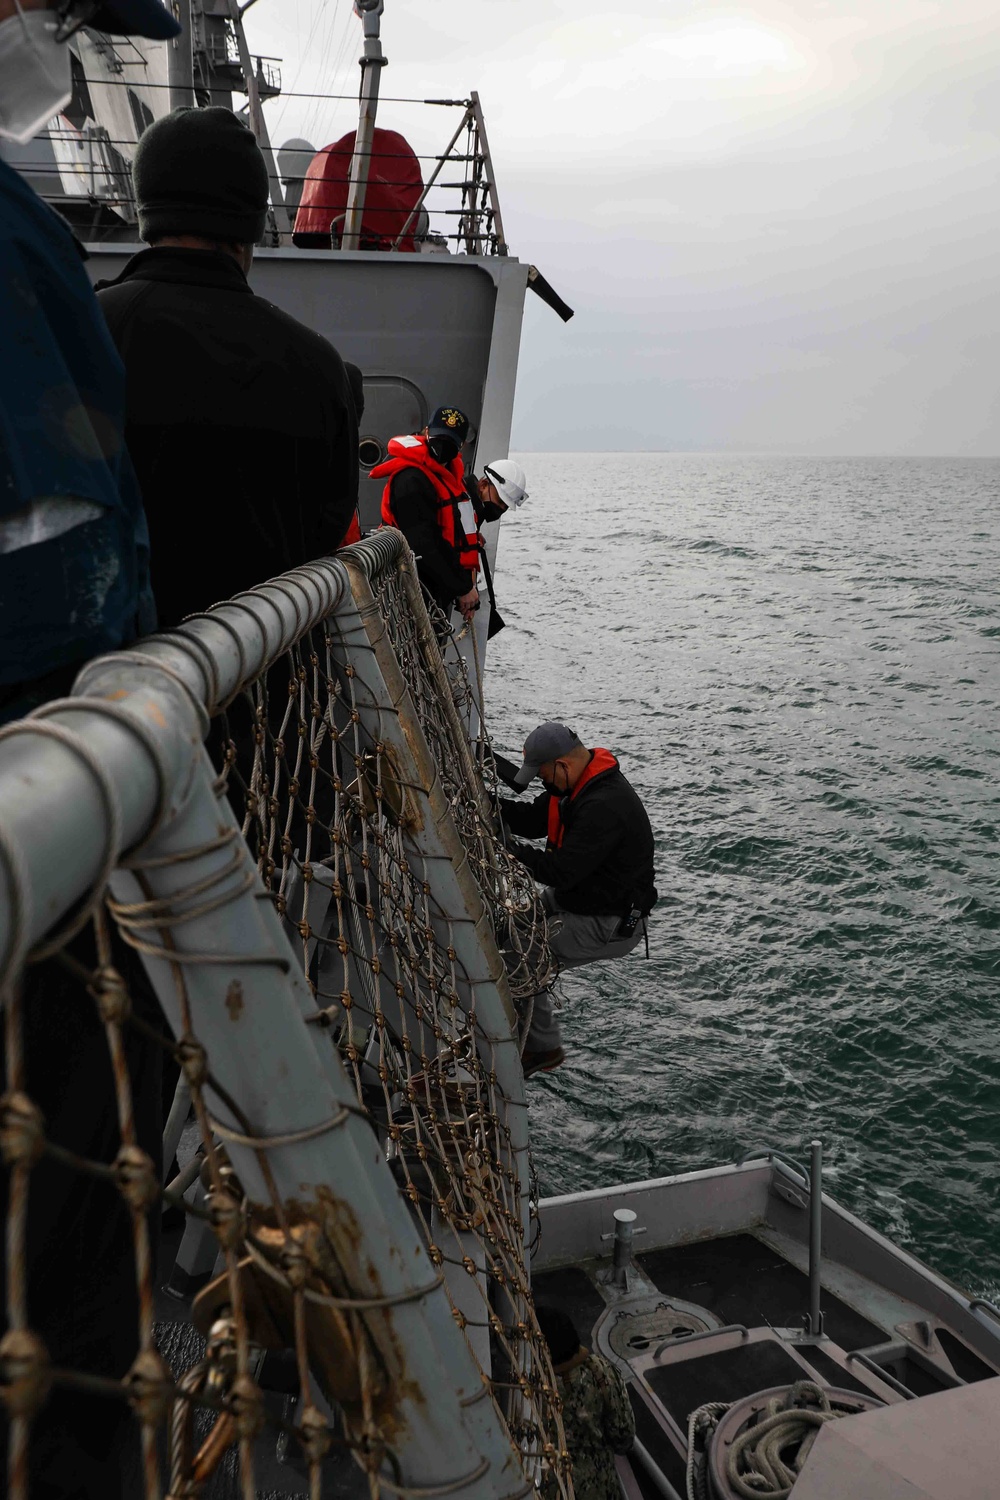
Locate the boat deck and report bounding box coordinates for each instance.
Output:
[531,1162,1000,1498]
[151,1158,1000,1497]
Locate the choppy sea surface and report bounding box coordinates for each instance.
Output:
[488,454,1000,1298]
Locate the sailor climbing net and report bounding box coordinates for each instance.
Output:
[370,558,555,1015]
[0,542,569,1500]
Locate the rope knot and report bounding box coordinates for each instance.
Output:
[0,1090,45,1167]
[91,965,131,1025]
[204,1317,238,1395]
[125,1348,174,1429]
[207,1189,246,1251]
[298,1403,333,1464]
[114,1145,160,1212]
[177,1034,208,1088]
[228,1373,265,1441]
[279,1238,310,1290]
[0,1328,51,1419]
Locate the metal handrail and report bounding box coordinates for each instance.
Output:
[737,1146,811,1187]
[652,1324,749,1360]
[629,1438,685,1500]
[846,1351,917,1400]
[737,1141,824,1337]
[969,1298,1000,1325]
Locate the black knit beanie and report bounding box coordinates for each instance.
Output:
[133,107,269,244]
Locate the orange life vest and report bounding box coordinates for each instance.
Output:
[372,434,482,572]
[339,510,362,547]
[546,748,619,848]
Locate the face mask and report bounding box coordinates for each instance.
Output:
[0,6,72,147]
[479,498,507,524]
[427,434,459,466]
[541,765,566,797]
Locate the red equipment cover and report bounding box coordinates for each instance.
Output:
[293,128,424,251]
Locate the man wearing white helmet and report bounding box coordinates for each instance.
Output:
[475,457,529,518]
[467,458,529,636]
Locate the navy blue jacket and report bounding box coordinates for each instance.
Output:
[0,161,154,720]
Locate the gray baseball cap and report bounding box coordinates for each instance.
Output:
[513,722,583,787]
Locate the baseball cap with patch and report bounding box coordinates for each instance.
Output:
[91,0,181,39]
[513,722,584,788]
[427,406,470,445]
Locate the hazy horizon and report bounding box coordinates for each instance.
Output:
[511,448,1000,458]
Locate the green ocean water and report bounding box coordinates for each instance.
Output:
[488,453,1000,1300]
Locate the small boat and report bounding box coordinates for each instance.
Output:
[535,1144,1000,1498]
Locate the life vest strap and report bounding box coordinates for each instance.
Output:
[546,748,619,849]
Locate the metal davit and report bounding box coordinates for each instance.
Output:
[0,532,566,1500]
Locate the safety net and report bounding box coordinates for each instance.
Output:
[0,532,569,1500]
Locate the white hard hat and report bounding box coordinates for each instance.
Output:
[483,458,529,509]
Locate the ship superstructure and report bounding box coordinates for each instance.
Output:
[4,0,571,550]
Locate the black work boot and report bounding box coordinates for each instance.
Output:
[521,1046,566,1079]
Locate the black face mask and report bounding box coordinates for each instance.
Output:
[427,434,459,465]
[541,765,566,797]
[479,498,507,524]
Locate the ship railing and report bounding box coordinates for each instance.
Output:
[0,531,566,1500]
[40,88,508,253]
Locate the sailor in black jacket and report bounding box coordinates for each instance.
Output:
[96,108,358,628]
[499,722,657,1077]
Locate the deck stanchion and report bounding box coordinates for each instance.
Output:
[808,1138,825,1337]
[612,1208,638,1288]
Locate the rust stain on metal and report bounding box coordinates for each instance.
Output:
[224,980,244,1021]
[311,1186,428,1424]
[196,1193,425,1439]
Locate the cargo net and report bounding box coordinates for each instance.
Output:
[369,559,554,1018]
[0,548,567,1500]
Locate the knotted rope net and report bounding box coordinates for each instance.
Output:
[0,539,568,1500]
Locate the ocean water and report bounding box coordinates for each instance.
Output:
[488,453,1000,1299]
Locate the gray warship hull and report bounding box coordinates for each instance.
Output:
[85,242,529,541]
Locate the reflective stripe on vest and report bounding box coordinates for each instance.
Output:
[546,748,619,848]
[373,434,482,573]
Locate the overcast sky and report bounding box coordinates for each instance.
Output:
[249,1,999,455]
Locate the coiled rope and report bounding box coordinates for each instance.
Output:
[687,1381,844,1500]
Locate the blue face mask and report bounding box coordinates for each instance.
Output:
[0,5,72,146]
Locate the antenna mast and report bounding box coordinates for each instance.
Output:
[167,0,195,110]
[341,0,387,251]
[228,0,291,240]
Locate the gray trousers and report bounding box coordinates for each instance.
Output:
[526,889,645,1052]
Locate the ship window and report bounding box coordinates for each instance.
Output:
[64,53,93,131]
[358,436,384,469]
[127,88,155,139]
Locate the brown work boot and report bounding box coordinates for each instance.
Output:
[521,1046,566,1079]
